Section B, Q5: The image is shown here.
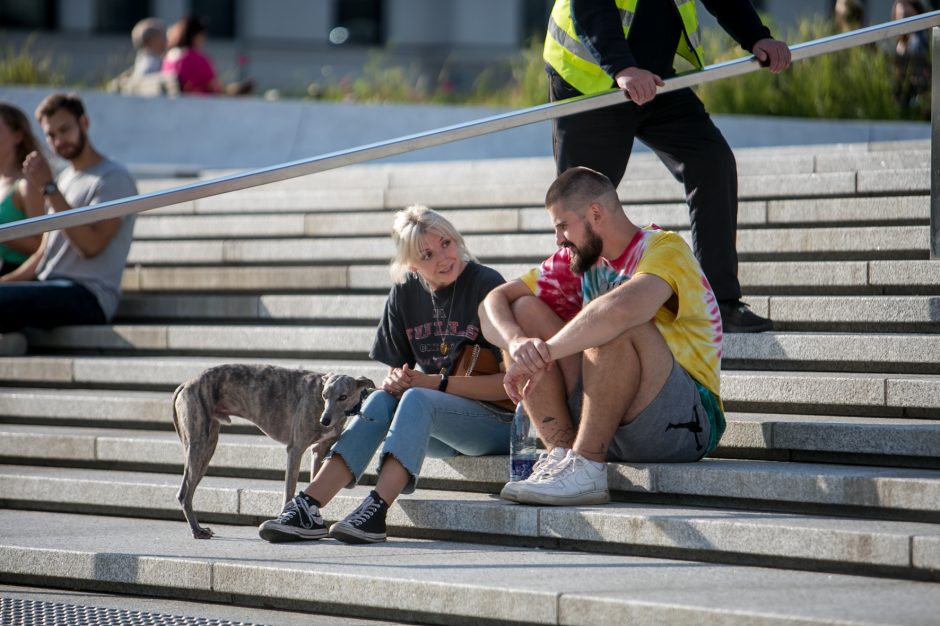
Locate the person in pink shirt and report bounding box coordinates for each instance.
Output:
[162,16,253,96]
[162,16,221,95]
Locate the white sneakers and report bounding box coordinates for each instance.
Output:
[500,447,569,502]
[501,449,609,506]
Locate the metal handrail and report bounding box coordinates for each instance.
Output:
[1,10,939,243]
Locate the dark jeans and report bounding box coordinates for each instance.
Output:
[550,73,742,302]
[0,279,106,333]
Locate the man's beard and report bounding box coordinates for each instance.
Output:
[568,221,603,275]
[58,129,87,161]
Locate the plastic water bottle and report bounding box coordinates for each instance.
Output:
[509,405,538,481]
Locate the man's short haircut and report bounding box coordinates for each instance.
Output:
[545,166,618,214]
[389,205,476,283]
[132,17,166,50]
[34,92,85,123]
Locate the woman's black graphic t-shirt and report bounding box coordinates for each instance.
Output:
[370,261,505,374]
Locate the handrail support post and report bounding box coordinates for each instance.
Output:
[932,26,940,259]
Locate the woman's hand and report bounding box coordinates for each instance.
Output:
[382,363,439,396]
[382,366,410,396]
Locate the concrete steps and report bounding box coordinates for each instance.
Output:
[116,260,940,295]
[122,227,930,266]
[19,325,940,377]
[142,144,928,215]
[2,141,940,622]
[134,197,929,240]
[1,418,939,494]
[113,294,938,333]
[0,376,937,429]
[2,402,939,462]
[1,469,939,581]
[3,510,938,626]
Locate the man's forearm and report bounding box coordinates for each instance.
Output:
[45,192,120,258]
[700,0,772,51]
[545,299,629,362]
[0,241,43,282]
[545,274,671,362]
[571,0,637,77]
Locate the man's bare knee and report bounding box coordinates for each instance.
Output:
[511,295,564,339]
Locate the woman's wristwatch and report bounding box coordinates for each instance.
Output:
[41,180,59,196]
[437,371,449,392]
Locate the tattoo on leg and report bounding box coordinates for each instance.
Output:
[541,416,555,423]
[547,427,577,447]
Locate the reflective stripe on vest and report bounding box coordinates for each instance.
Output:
[544,0,704,95]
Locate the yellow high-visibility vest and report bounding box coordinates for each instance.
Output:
[544,0,704,95]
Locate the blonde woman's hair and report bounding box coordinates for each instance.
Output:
[389,205,475,283]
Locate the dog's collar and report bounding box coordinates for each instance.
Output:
[345,387,373,416]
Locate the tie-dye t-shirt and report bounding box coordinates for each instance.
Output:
[520,227,723,405]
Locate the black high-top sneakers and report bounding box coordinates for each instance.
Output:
[258,492,327,542]
[329,490,388,544]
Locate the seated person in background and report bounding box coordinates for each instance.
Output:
[163,15,253,96]
[108,18,173,96]
[834,0,866,32]
[479,167,725,506]
[0,102,44,276]
[131,17,168,77]
[0,93,137,350]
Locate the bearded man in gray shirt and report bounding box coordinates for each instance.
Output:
[0,92,137,354]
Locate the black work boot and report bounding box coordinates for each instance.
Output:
[719,300,773,333]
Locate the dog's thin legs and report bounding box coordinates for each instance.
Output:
[284,447,304,506]
[309,442,324,485]
[178,419,221,539]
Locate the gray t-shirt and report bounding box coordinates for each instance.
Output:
[37,158,138,320]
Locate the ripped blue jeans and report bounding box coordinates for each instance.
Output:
[328,388,512,493]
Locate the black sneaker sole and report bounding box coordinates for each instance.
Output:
[722,320,774,333]
[329,521,386,544]
[258,522,327,543]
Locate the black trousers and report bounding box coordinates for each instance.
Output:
[550,73,741,302]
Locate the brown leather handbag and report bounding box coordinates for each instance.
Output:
[452,344,516,412]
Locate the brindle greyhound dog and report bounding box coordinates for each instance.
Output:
[171,363,374,539]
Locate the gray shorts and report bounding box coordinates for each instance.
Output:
[568,359,711,463]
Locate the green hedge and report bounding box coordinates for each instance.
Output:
[0,36,66,87]
[2,17,929,121]
[695,16,929,120]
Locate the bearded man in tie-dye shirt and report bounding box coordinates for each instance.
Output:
[480,166,724,506]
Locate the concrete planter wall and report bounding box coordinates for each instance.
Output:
[0,86,929,171]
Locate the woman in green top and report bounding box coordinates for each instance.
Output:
[0,102,44,275]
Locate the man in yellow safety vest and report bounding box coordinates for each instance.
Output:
[544,0,790,332]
